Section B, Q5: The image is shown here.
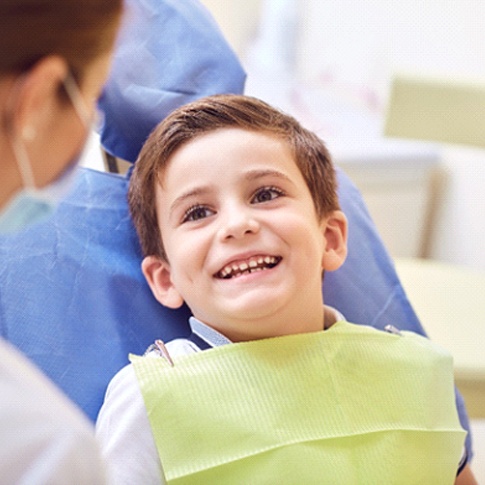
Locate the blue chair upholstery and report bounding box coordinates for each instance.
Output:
[0,169,190,421]
[99,0,246,163]
[0,0,472,458]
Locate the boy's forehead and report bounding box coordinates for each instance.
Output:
[160,127,297,174]
[153,128,305,205]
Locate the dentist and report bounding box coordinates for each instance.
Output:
[0,1,122,483]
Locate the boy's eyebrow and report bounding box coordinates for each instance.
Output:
[169,187,211,215]
[244,169,293,184]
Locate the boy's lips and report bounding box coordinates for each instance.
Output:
[214,255,282,279]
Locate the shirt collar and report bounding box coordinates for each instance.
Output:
[189,305,346,349]
[189,317,232,348]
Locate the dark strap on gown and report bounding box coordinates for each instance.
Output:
[187,331,212,351]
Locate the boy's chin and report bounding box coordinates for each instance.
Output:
[215,293,288,324]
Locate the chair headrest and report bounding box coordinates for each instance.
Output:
[98,0,246,163]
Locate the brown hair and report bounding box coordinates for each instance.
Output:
[0,0,122,79]
[129,94,340,259]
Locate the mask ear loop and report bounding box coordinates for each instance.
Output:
[62,72,92,128]
[4,75,38,190]
[6,72,91,193]
[11,132,36,189]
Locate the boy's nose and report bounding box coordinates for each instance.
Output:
[218,208,260,241]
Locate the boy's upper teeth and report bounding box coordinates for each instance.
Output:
[218,256,280,279]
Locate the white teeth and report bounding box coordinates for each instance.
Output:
[239,262,248,271]
[249,260,258,268]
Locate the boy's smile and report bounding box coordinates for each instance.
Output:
[215,254,282,279]
[143,128,347,342]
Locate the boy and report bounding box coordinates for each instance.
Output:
[96,95,473,484]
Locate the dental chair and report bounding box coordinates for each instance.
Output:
[0,0,472,458]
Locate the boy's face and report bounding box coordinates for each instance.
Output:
[143,128,347,342]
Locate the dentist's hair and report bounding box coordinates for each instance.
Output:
[129,94,340,260]
[0,0,122,79]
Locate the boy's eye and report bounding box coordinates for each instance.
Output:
[252,186,284,204]
[182,205,214,223]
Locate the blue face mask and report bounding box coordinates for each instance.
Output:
[0,73,91,234]
[0,161,79,234]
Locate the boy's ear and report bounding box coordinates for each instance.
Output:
[321,210,348,272]
[141,256,185,309]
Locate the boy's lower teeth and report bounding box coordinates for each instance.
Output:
[227,266,268,279]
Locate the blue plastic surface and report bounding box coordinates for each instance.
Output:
[98,0,246,162]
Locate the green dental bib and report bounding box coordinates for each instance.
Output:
[131,321,465,484]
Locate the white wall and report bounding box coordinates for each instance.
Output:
[298,0,485,101]
[199,0,261,55]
